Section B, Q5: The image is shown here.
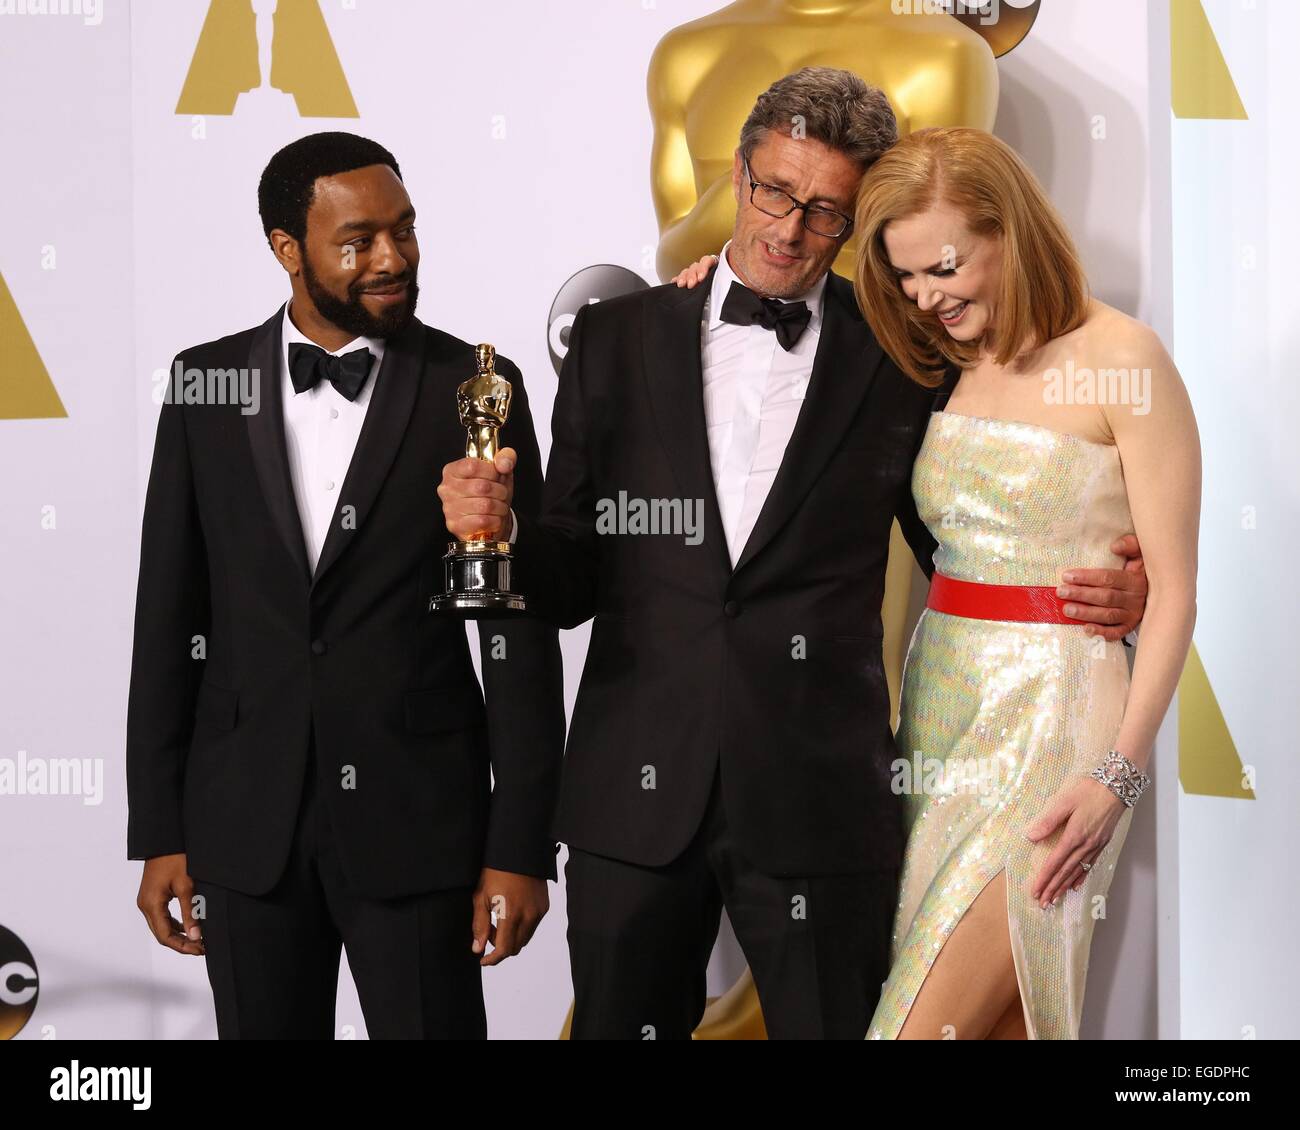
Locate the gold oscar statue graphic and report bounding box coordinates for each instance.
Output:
[428,345,526,618]
[560,0,1032,1042]
[231,0,298,118]
[648,0,1027,284]
[175,0,358,118]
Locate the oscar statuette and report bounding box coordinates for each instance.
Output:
[428,343,526,617]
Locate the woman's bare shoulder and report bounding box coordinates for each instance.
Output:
[1078,299,1169,366]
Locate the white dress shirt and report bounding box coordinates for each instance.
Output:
[280,300,385,573]
[702,241,826,565]
[506,245,825,562]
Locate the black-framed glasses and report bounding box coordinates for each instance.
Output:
[743,159,854,239]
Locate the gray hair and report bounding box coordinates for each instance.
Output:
[738,67,898,169]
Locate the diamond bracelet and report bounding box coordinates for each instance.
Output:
[1090,750,1151,808]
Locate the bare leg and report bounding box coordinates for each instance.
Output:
[987,991,1028,1040]
[897,870,1023,1041]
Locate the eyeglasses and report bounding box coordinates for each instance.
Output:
[743,159,854,239]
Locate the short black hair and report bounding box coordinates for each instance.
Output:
[257,131,402,246]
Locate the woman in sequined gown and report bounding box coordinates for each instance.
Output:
[851,128,1200,1039]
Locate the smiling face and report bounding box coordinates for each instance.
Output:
[727,131,863,299]
[881,205,1002,343]
[282,163,420,343]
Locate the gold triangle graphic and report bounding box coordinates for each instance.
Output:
[175,0,258,115]
[176,0,358,118]
[1179,642,1254,798]
[1171,0,1247,119]
[270,0,357,117]
[0,270,66,420]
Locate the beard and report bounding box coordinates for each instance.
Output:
[301,255,419,340]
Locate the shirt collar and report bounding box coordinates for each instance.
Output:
[282,298,386,366]
[706,239,829,333]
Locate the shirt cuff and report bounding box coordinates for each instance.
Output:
[508,508,518,544]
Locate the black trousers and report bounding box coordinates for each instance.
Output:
[565,763,899,1040]
[193,730,485,1039]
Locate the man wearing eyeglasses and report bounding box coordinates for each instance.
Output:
[436,67,1147,1040]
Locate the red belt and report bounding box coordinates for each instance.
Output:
[926,571,1079,624]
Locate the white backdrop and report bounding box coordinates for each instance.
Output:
[1171,0,1299,1040]
[4,0,1285,1041]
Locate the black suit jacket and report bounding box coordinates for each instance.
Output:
[126,306,565,898]
[516,268,948,876]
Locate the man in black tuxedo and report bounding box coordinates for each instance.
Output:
[438,71,1147,1039]
[127,132,564,1039]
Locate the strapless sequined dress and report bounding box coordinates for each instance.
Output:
[868,412,1135,1041]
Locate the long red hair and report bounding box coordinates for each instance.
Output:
[853,127,1090,387]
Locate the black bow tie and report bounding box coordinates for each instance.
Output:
[288,341,374,401]
[719,280,812,351]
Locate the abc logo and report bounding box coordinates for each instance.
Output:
[546,265,649,375]
[0,925,38,1039]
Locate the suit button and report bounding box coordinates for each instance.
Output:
[311,639,327,656]
[724,600,741,618]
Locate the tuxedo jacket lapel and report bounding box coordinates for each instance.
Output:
[311,314,422,592]
[731,277,887,576]
[245,304,423,592]
[642,271,732,578]
[246,305,311,584]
